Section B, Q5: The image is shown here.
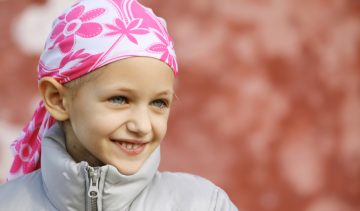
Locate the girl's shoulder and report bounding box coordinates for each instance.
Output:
[0,170,55,210]
[141,171,238,211]
[155,171,217,194]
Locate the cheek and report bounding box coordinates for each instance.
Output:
[80,112,127,135]
[70,107,122,139]
[153,114,170,140]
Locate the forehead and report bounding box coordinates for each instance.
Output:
[81,57,175,93]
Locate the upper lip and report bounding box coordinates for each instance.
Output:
[110,138,149,145]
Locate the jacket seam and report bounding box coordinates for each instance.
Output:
[40,173,60,211]
[209,187,219,211]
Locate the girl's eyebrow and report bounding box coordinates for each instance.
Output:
[114,87,134,93]
[111,87,174,97]
[156,90,174,96]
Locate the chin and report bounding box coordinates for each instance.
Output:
[109,159,144,175]
[115,165,141,175]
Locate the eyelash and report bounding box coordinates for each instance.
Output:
[108,96,169,109]
[151,99,168,109]
[109,96,128,104]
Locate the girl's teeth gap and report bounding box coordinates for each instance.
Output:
[119,141,141,150]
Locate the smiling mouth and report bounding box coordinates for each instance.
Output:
[111,139,148,156]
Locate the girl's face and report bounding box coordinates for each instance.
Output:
[63,57,175,175]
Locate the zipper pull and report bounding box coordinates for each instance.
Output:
[87,167,101,198]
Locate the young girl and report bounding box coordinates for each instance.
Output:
[0,0,237,210]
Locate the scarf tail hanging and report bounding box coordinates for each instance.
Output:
[8,101,56,181]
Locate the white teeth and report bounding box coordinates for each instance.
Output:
[120,142,141,151]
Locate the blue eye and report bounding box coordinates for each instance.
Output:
[151,99,168,109]
[109,96,127,104]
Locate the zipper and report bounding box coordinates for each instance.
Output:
[87,166,101,211]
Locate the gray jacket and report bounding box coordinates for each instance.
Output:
[0,124,238,211]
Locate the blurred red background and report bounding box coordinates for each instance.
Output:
[1,0,360,210]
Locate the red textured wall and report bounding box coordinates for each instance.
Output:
[1,0,360,210]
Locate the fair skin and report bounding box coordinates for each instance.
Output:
[39,57,175,175]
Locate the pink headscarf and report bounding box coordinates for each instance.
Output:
[8,0,178,180]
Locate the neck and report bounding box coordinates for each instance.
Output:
[63,121,104,167]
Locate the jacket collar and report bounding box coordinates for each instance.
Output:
[41,123,160,210]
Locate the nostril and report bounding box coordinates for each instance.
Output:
[126,121,151,136]
[124,111,151,138]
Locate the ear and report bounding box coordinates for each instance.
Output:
[38,77,70,121]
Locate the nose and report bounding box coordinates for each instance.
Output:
[126,106,152,136]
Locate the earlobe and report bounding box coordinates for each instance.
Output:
[38,77,70,121]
